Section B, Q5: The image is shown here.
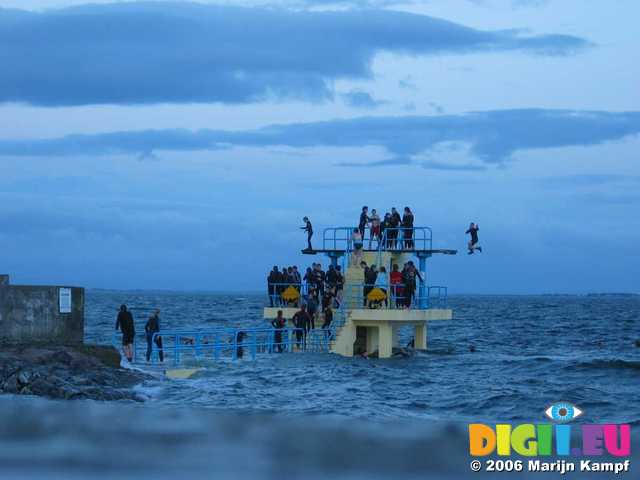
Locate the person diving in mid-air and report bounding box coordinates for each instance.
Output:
[466,222,482,255]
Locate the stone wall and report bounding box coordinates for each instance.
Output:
[0,284,84,345]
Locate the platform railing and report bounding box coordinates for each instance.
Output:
[114,326,333,366]
[341,283,448,310]
[380,227,433,251]
[322,226,433,252]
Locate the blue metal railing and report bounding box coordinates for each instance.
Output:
[114,326,333,366]
[322,226,433,252]
[341,283,448,310]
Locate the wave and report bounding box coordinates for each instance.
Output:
[567,359,640,372]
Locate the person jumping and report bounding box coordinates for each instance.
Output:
[466,222,482,255]
[301,216,313,251]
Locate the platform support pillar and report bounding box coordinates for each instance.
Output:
[378,323,393,359]
[328,252,341,268]
[417,253,429,309]
[414,323,427,350]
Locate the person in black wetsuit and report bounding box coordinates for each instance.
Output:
[267,266,280,307]
[292,305,311,350]
[363,264,378,307]
[358,206,369,239]
[271,310,286,353]
[314,263,326,297]
[235,331,247,359]
[301,217,313,250]
[466,222,482,255]
[306,291,318,331]
[389,207,401,249]
[321,306,334,342]
[115,304,135,362]
[402,261,423,308]
[381,212,391,249]
[144,309,164,362]
[402,206,414,249]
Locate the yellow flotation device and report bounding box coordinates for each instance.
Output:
[367,287,387,302]
[165,368,204,379]
[282,286,300,302]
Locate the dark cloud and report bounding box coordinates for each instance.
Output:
[334,156,485,170]
[334,156,412,167]
[0,3,589,106]
[341,90,385,109]
[421,160,486,171]
[1,109,638,164]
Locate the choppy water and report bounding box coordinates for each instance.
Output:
[86,291,640,424]
[2,292,639,479]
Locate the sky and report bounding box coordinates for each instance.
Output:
[0,0,638,293]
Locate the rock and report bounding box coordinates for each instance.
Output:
[3,373,20,394]
[0,345,149,402]
[18,370,32,385]
[72,345,121,368]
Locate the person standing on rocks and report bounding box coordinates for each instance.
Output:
[115,304,135,362]
[144,309,164,362]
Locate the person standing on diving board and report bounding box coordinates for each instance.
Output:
[302,216,313,251]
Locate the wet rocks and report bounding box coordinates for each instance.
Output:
[0,345,149,402]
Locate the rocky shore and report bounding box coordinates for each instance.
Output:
[0,345,150,401]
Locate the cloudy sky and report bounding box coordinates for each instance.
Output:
[1,0,638,293]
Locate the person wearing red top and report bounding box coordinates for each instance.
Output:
[390,263,404,308]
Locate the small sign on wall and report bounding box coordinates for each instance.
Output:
[59,287,72,314]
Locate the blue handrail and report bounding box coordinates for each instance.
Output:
[322,226,433,252]
[114,325,334,366]
[341,283,448,310]
[135,326,334,365]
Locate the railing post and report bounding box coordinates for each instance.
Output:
[251,334,257,360]
[174,334,179,366]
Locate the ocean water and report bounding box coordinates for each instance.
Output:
[2,292,638,479]
[86,291,640,425]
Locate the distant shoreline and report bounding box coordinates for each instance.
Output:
[85,288,640,297]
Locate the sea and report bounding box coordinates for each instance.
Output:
[2,291,639,479]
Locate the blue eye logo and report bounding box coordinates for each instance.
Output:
[545,402,583,423]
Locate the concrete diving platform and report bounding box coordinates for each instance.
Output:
[264,224,456,359]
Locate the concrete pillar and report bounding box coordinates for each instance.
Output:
[378,322,393,358]
[418,255,427,309]
[414,323,427,350]
[366,326,379,354]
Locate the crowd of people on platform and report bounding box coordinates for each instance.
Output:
[267,263,344,309]
[301,206,416,252]
[359,260,423,309]
[354,205,415,252]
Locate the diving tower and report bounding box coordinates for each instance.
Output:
[263,226,456,359]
